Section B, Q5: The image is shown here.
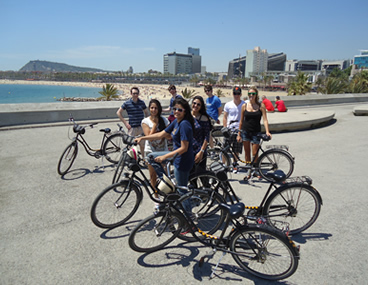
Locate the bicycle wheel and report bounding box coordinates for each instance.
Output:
[103,133,125,164]
[207,148,231,168]
[177,189,226,242]
[257,149,294,181]
[112,152,128,184]
[189,171,229,202]
[57,142,78,175]
[129,211,184,252]
[263,183,321,235]
[91,180,141,228]
[230,224,299,280]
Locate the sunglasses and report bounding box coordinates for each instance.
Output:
[192,102,201,107]
[170,88,176,91]
[173,107,184,112]
[248,92,257,96]
[233,93,241,96]
[204,89,211,92]
[132,92,139,95]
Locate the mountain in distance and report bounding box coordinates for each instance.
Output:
[19,60,108,73]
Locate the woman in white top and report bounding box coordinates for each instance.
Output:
[141,99,169,195]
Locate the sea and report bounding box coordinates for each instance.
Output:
[0,84,101,104]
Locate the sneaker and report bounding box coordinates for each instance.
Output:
[232,167,238,174]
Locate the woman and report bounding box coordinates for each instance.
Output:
[136,98,194,211]
[237,87,272,180]
[191,96,212,171]
[141,99,169,205]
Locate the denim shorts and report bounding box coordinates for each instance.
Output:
[240,130,261,144]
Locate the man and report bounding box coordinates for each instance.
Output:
[117,86,149,156]
[163,85,182,123]
[275,96,287,112]
[223,86,245,172]
[262,95,275,112]
[205,85,222,148]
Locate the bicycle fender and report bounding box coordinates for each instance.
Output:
[121,179,144,202]
[275,183,323,206]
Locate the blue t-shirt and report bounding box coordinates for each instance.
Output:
[206,96,222,121]
[121,98,147,127]
[169,95,183,115]
[165,119,194,171]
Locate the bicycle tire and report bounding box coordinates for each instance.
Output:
[103,133,125,164]
[206,148,231,168]
[129,211,184,252]
[263,183,321,235]
[112,151,128,184]
[176,188,226,242]
[57,142,78,175]
[257,149,294,181]
[90,180,141,228]
[230,224,299,280]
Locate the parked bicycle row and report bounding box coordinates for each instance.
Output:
[57,85,323,281]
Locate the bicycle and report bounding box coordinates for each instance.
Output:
[202,161,323,235]
[128,192,300,281]
[206,127,295,181]
[90,134,226,234]
[57,116,126,175]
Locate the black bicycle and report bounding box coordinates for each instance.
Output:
[129,192,300,281]
[90,135,226,234]
[207,127,295,181]
[57,117,125,175]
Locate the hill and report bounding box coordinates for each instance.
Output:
[19,60,107,73]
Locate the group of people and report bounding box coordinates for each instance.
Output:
[116,84,273,209]
[261,95,287,112]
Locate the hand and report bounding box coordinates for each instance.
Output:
[216,119,220,124]
[151,117,159,125]
[154,155,165,163]
[125,122,131,130]
[237,135,242,142]
[135,137,142,144]
[195,151,203,163]
[266,132,272,140]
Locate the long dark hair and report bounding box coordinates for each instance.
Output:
[149,99,166,131]
[173,97,195,130]
[192,95,212,129]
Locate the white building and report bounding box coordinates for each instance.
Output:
[245,47,268,77]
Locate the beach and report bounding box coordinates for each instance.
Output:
[0,79,288,101]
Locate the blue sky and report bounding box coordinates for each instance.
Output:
[1,0,367,73]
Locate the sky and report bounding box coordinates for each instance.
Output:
[1,0,368,73]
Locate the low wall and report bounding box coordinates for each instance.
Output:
[0,93,367,127]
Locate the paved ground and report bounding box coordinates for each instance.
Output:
[1,103,367,284]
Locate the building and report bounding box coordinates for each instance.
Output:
[321,60,351,75]
[354,50,368,69]
[163,48,202,75]
[285,60,322,72]
[267,53,287,71]
[245,47,268,77]
[228,55,246,78]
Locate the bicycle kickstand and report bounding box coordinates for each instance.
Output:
[210,251,226,279]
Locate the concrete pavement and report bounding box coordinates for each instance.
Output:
[1,103,368,284]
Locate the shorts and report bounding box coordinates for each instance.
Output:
[240,130,261,144]
[128,126,143,137]
[226,133,243,154]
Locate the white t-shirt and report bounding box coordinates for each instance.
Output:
[224,100,245,129]
[141,116,169,154]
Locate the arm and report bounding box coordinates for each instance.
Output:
[222,111,228,128]
[117,107,131,130]
[237,104,246,142]
[194,120,210,163]
[136,130,170,144]
[261,103,272,138]
[155,140,189,163]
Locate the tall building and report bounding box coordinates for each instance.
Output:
[354,50,368,69]
[163,48,202,75]
[285,60,321,72]
[245,47,268,77]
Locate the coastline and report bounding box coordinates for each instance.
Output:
[0,79,289,100]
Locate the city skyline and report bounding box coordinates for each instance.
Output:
[1,0,368,73]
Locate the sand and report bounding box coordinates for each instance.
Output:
[0,79,288,101]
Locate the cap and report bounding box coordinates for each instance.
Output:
[233,86,242,94]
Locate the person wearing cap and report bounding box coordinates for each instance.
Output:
[117,86,149,157]
[238,87,272,180]
[262,95,275,112]
[275,96,287,112]
[223,87,245,170]
[205,85,222,148]
[163,85,183,123]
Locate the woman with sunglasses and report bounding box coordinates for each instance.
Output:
[237,87,272,180]
[191,96,212,171]
[136,98,194,212]
[141,99,170,209]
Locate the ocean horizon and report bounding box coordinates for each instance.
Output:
[0,84,101,104]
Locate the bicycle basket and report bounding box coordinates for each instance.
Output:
[221,127,231,138]
[123,134,135,145]
[157,174,175,194]
[73,125,85,134]
[210,162,228,182]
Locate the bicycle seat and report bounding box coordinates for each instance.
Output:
[99,128,111,134]
[219,203,245,219]
[265,170,286,182]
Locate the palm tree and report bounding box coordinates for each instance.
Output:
[97,84,119,101]
[287,71,312,95]
[319,77,347,94]
[181,87,197,99]
[190,75,200,87]
[215,89,224,97]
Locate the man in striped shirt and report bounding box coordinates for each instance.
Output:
[117,86,149,156]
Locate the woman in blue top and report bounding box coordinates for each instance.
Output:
[136,98,194,188]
